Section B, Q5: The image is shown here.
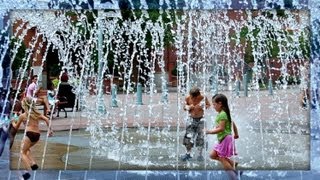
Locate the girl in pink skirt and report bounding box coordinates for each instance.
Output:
[205,94,239,179]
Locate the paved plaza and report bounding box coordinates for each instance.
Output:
[1,87,315,179]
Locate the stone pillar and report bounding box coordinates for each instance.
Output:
[243,73,248,97]
[136,83,143,105]
[268,79,273,95]
[111,84,118,107]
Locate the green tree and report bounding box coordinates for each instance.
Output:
[10,38,28,75]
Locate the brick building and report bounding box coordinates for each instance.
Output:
[10,9,309,92]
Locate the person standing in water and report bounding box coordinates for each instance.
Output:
[12,98,53,179]
[205,93,239,180]
[181,86,210,161]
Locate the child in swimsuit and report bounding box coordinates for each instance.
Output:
[12,98,53,177]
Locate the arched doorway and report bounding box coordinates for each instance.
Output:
[45,44,61,88]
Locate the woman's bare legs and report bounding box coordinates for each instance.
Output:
[20,137,37,170]
[26,150,36,166]
[20,137,32,170]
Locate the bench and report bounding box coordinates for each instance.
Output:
[56,96,76,118]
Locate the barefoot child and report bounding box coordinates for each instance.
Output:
[205,94,239,179]
[181,86,210,161]
[12,98,53,178]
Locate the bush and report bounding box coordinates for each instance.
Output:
[10,38,27,74]
[278,75,301,85]
[171,66,177,76]
[52,78,59,88]
[171,65,187,76]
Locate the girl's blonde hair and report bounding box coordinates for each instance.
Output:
[22,98,41,120]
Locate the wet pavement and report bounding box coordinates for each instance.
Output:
[8,88,310,173]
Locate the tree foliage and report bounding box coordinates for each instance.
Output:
[237,10,309,65]
[10,38,28,72]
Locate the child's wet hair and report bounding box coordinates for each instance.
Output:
[212,94,228,103]
[189,86,200,97]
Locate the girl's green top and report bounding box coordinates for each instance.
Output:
[215,110,232,142]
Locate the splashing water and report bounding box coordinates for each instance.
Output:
[4,8,311,171]
[1,1,319,179]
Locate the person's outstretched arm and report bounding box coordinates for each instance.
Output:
[232,121,239,139]
[12,114,26,130]
[40,114,53,136]
[205,120,226,134]
[9,114,26,149]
